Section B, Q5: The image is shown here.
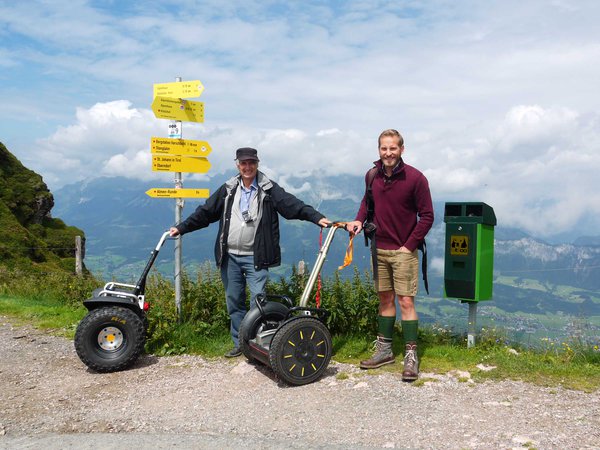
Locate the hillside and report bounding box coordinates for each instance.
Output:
[0,142,85,273]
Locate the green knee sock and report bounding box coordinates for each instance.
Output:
[377,315,396,340]
[401,320,418,343]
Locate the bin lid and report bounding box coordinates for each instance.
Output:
[443,202,497,225]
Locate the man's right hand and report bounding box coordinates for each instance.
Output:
[345,220,362,236]
[169,227,180,237]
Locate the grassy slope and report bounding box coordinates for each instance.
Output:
[1,294,598,392]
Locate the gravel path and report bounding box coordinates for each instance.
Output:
[1,317,599,450]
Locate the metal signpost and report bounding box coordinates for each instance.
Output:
[151,137,212,157]
[151,96,204,122]
[150,77,208,319]
[145,188,210,199]
[151,154,211,173]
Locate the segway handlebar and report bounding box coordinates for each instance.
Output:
[133,231,174,296]
[297,222,346,308]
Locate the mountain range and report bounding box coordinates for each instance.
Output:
[52,174,600,286]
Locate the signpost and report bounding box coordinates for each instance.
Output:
[146,188,210,199]
[151,96,204,122]
[149,77,212,320]
[151,154,211,173]
[153,80,204,99]
[151,137,212,157]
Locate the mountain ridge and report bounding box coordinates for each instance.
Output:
[0,142,86,273]
[52,175,600,286]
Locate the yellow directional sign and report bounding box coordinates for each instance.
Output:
[146,188,210,199]
[151,137,212,157]
[152,155,211,173]
[152,96,204,122]
[153,80,204,99]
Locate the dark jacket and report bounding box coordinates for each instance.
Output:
[176,171,325,269]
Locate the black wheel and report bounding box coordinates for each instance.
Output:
[239,301,289,361]
[269,317,332,386]
[74,306,145,373]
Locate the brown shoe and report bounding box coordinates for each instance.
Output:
[402,342,419,381]
[360,336,395,369]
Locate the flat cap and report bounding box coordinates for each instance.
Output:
[235,147,259,162]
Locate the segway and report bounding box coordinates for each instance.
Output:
[239,222,347,386]
[74,231,172,372]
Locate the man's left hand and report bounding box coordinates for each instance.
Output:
[318,218,332,227]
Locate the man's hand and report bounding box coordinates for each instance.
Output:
[345,220,362,236]
[318,218,332,227]
[169,227,180,237]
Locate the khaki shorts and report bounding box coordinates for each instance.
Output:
[376,248,419,296]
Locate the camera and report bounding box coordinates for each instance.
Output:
[242,210,253,223]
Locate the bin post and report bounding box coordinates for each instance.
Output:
[467,302,477,348]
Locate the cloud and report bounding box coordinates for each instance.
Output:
[422,105,600,236]
[493,105,579,155]
[32,101,163,187]
[103,151,153,180]
[2,1,600,239]
[22,99,600,239]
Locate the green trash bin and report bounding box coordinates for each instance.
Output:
[443,202,496,301]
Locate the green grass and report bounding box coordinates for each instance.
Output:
[0,295,87,337]
[145,321,234,357]
[332,333,600,392]
[2,293,599,392]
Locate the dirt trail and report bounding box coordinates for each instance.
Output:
[1,317,599,449]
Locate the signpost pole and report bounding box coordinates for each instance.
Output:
[151,76,206,321]
[174,76,183,321]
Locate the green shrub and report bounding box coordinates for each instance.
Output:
[0,265,98,306]
[144,264,230,353]
[321,268,379,335]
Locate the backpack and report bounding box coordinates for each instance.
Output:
[364,167,429,295]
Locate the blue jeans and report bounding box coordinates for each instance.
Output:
[220,253,268,347]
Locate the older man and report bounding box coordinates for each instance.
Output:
[170,147,330,357]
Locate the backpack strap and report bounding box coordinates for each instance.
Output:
[365,166,377,223]
[419,240,429,295]
[364,167,378,280]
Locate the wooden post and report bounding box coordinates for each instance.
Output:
[297,260,305,276]
[75,236,83,276]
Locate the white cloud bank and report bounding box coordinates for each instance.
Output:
[29,101,600,238]
[2,0,600,239]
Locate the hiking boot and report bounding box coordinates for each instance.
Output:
[360,336,395,369]
[402,342,419,382]
[225,346,242,358]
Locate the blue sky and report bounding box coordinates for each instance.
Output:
[1,0,599,238]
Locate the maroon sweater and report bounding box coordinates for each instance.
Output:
[355,159,434,251]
